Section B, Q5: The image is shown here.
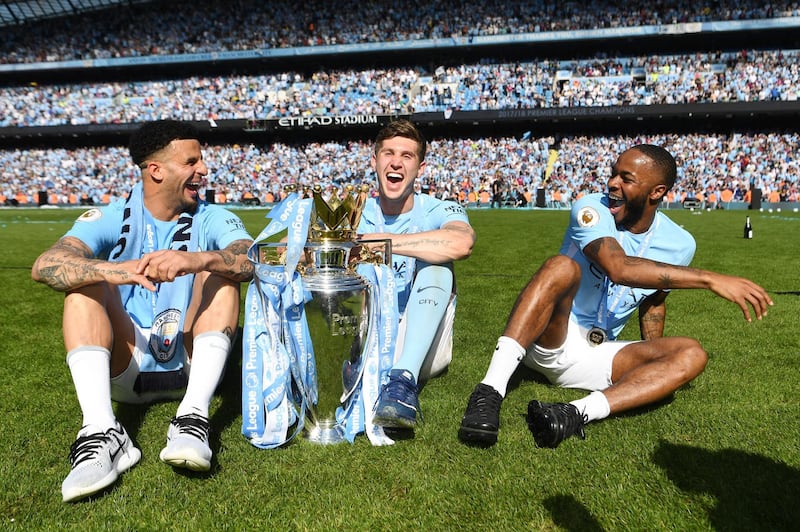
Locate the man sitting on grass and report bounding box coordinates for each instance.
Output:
[32,120,253,502]
[458,144,773,448]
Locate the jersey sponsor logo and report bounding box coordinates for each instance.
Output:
[578,206,599,228]
[77,208,102,222]
[149,308,182,362]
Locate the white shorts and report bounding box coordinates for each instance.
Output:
[394,294,456,384]
[521,319,634,391]
[110,322,190,404]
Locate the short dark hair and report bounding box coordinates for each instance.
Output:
[129,120,200,167]
[631,144,678,190]
[374,119,427,162]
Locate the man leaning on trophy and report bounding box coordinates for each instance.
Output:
[242,119,475,447]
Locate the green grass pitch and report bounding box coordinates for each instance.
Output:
[1,206,798,530]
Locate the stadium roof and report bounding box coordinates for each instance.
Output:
[0,0,152,27]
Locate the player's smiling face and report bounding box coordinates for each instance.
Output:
[371,135,426,215]
[606,148,665,233]
[152,139,208,216]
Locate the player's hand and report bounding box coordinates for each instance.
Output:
[136,250,202,283]
[353,234,392,265]
[710,273,773,322]
[100,260,157,291]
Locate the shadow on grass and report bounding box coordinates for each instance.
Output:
[542,495,604,532]
[653,441,800,531]
[507,365,551,394]
[114,403,151,445]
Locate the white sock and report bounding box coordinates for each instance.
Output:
[570,391,611,423]
[480,336,526,397]
[176,332,230,418]
[66,346,116,431]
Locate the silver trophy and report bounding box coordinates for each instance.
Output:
[259,184,390,444]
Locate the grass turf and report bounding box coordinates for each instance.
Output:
[0,206,798,530]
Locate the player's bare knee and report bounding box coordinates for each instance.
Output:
[540,255,581,284]
[198,273,240,301]
[677,339,708,379]
[64,282,115,311]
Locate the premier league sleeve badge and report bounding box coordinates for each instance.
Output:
[577,206,600,228]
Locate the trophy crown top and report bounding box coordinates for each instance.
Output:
[309,183,369,241]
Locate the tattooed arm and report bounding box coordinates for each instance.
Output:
[583,236,773,322]
[363,221,475,264]
[638,290,668,340]
[198,238,254,282]
[31,236,154,292]
[134,238,254,284]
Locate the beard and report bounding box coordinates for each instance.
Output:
[619,196,646,229]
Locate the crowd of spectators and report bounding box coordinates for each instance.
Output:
[1,2,798,209]
[1,49,798,128]
[2,0,799,65]
[2,131,797,208]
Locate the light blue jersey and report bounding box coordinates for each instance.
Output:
[559,193,695,339]
[65,200,251,328]
[358,193,468,311]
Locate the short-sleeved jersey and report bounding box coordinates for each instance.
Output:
[358,193,469,309]
[559,193,696,339]
[65,200,251,327]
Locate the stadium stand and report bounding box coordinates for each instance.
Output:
[0,1,798,209]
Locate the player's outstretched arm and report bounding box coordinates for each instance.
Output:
[585,236,773,322]
[31,236,154,292]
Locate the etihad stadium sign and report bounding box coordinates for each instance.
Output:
[276,114,381,128]
[242,114,403,133]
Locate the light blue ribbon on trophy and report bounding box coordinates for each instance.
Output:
[335,261,398,445]
[243,273,294,447]
[242,193,312,448]
[591,217,660,343]
[242,191,399,447]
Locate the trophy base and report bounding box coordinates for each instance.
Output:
[305,419,346,445]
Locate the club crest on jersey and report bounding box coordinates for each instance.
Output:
[578,206,599,227]
[77,208,102,222]
[149,308,182,362]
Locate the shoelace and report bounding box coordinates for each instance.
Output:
[552,403,587,440]
[381,376,419,407]
[68,432,111,467]
[467,386,502,416]
[170,414,210,441]
[374,374,424,423]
